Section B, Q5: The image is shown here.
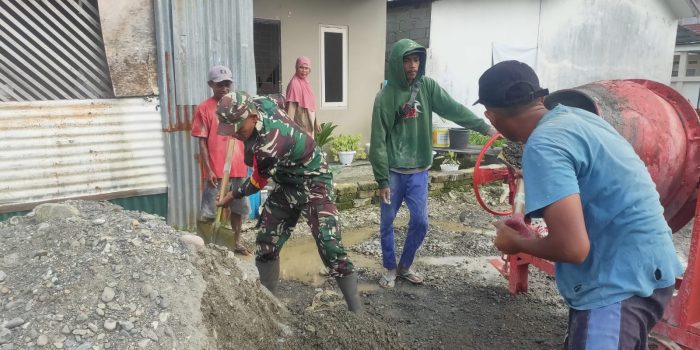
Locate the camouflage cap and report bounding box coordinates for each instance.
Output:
[216,91,255,136]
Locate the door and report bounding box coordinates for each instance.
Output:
[253,19,281,95]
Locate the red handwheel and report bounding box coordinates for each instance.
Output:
[471,133,518,216]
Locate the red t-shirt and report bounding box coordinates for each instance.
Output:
[191,97,246,178]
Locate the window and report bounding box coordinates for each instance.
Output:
[672,54,680,77]
[320,25,348,108]
[687,52,700,77]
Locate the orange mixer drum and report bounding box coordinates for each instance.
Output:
[544,79,700,232]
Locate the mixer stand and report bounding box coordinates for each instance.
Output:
[651,192,700,350]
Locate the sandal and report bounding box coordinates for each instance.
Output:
[397,269,423,284]
[378,273,396,289]
[233,245,252,256]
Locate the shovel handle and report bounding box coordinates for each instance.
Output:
[218,138,236,202]
[513,178,525,215]
[213,139,236,229]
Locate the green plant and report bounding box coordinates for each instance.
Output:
[329,134,367,160]
[436,151,460,165]
[315,122,338,149]
[469,133,505,148]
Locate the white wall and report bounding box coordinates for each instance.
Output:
[428,0,679,125]
[537,0,677,91]
[428,0,541,125]
[677,82,700,107]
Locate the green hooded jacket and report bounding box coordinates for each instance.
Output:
[369,39,491,188]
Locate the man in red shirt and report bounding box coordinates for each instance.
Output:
[191,65,251,255]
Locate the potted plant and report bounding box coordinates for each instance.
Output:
[315,122,338,159]
[329,134,366,165]
[469,133,505,148]
[315,122,338,150]
[437,151,460,171]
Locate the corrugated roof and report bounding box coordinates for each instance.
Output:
[677,24,700,45]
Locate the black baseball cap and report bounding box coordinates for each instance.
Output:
[473,60,549,107]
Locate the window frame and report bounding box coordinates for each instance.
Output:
[319,25,348,109]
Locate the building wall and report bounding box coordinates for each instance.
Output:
[98,0,159,97]
[671,48,700,108]
[428,0,679,122]
[537,0,677,91]
[386,2,431,61]
[253,0,386,141]
[428,0,540,123]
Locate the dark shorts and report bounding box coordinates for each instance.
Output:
[563,286,674,350]
[200,177,249,220]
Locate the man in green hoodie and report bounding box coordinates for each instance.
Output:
[370,38,496,288]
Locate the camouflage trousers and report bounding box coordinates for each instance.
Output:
[255,176,354,277]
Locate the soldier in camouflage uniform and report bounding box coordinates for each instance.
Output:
[215,91,362,313]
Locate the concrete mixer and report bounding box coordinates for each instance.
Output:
[471,79,700,349]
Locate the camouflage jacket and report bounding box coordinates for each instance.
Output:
[218,92,331,195]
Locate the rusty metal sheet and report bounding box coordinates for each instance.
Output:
[154,0,256,229]
[0,97,168,212]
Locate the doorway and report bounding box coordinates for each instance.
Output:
[253,19,281,95]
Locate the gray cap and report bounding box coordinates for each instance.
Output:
[208,65,233,83]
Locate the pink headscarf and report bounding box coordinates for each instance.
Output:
[285,56,317,112]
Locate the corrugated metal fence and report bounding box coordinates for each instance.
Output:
[0,0,114,101]
[0,0,168,219]
[154,0,256,229]
[0,98,167,212]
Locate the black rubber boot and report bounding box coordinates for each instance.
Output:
[336,273,362,313]
[256,259,280,295]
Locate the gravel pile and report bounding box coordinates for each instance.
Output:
[0,201,291,350]
[0,200,413,350]
[0,201,211,349]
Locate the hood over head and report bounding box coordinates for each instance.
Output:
[387,39,426,89]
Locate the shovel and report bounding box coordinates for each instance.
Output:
[212,138,236,244]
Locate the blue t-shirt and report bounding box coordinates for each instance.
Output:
[523,105,684,310]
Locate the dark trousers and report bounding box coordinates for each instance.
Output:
[563,286,674,350]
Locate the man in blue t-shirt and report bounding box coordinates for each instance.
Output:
[474,60,684,349]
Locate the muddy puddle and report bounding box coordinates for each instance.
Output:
[278,226,380,285]
[277,219,483,286]
[197,216,499,286]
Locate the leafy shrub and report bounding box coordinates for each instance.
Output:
[469,133,505,148]
[435,151,460,165]
[329,134,367,160]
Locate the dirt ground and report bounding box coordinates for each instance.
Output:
[0,189,692,350]
[233,187,693,350]
[257,190,567,350]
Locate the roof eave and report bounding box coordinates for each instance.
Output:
[667,0,700,18]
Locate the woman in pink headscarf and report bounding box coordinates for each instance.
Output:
[286,56,319,137]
